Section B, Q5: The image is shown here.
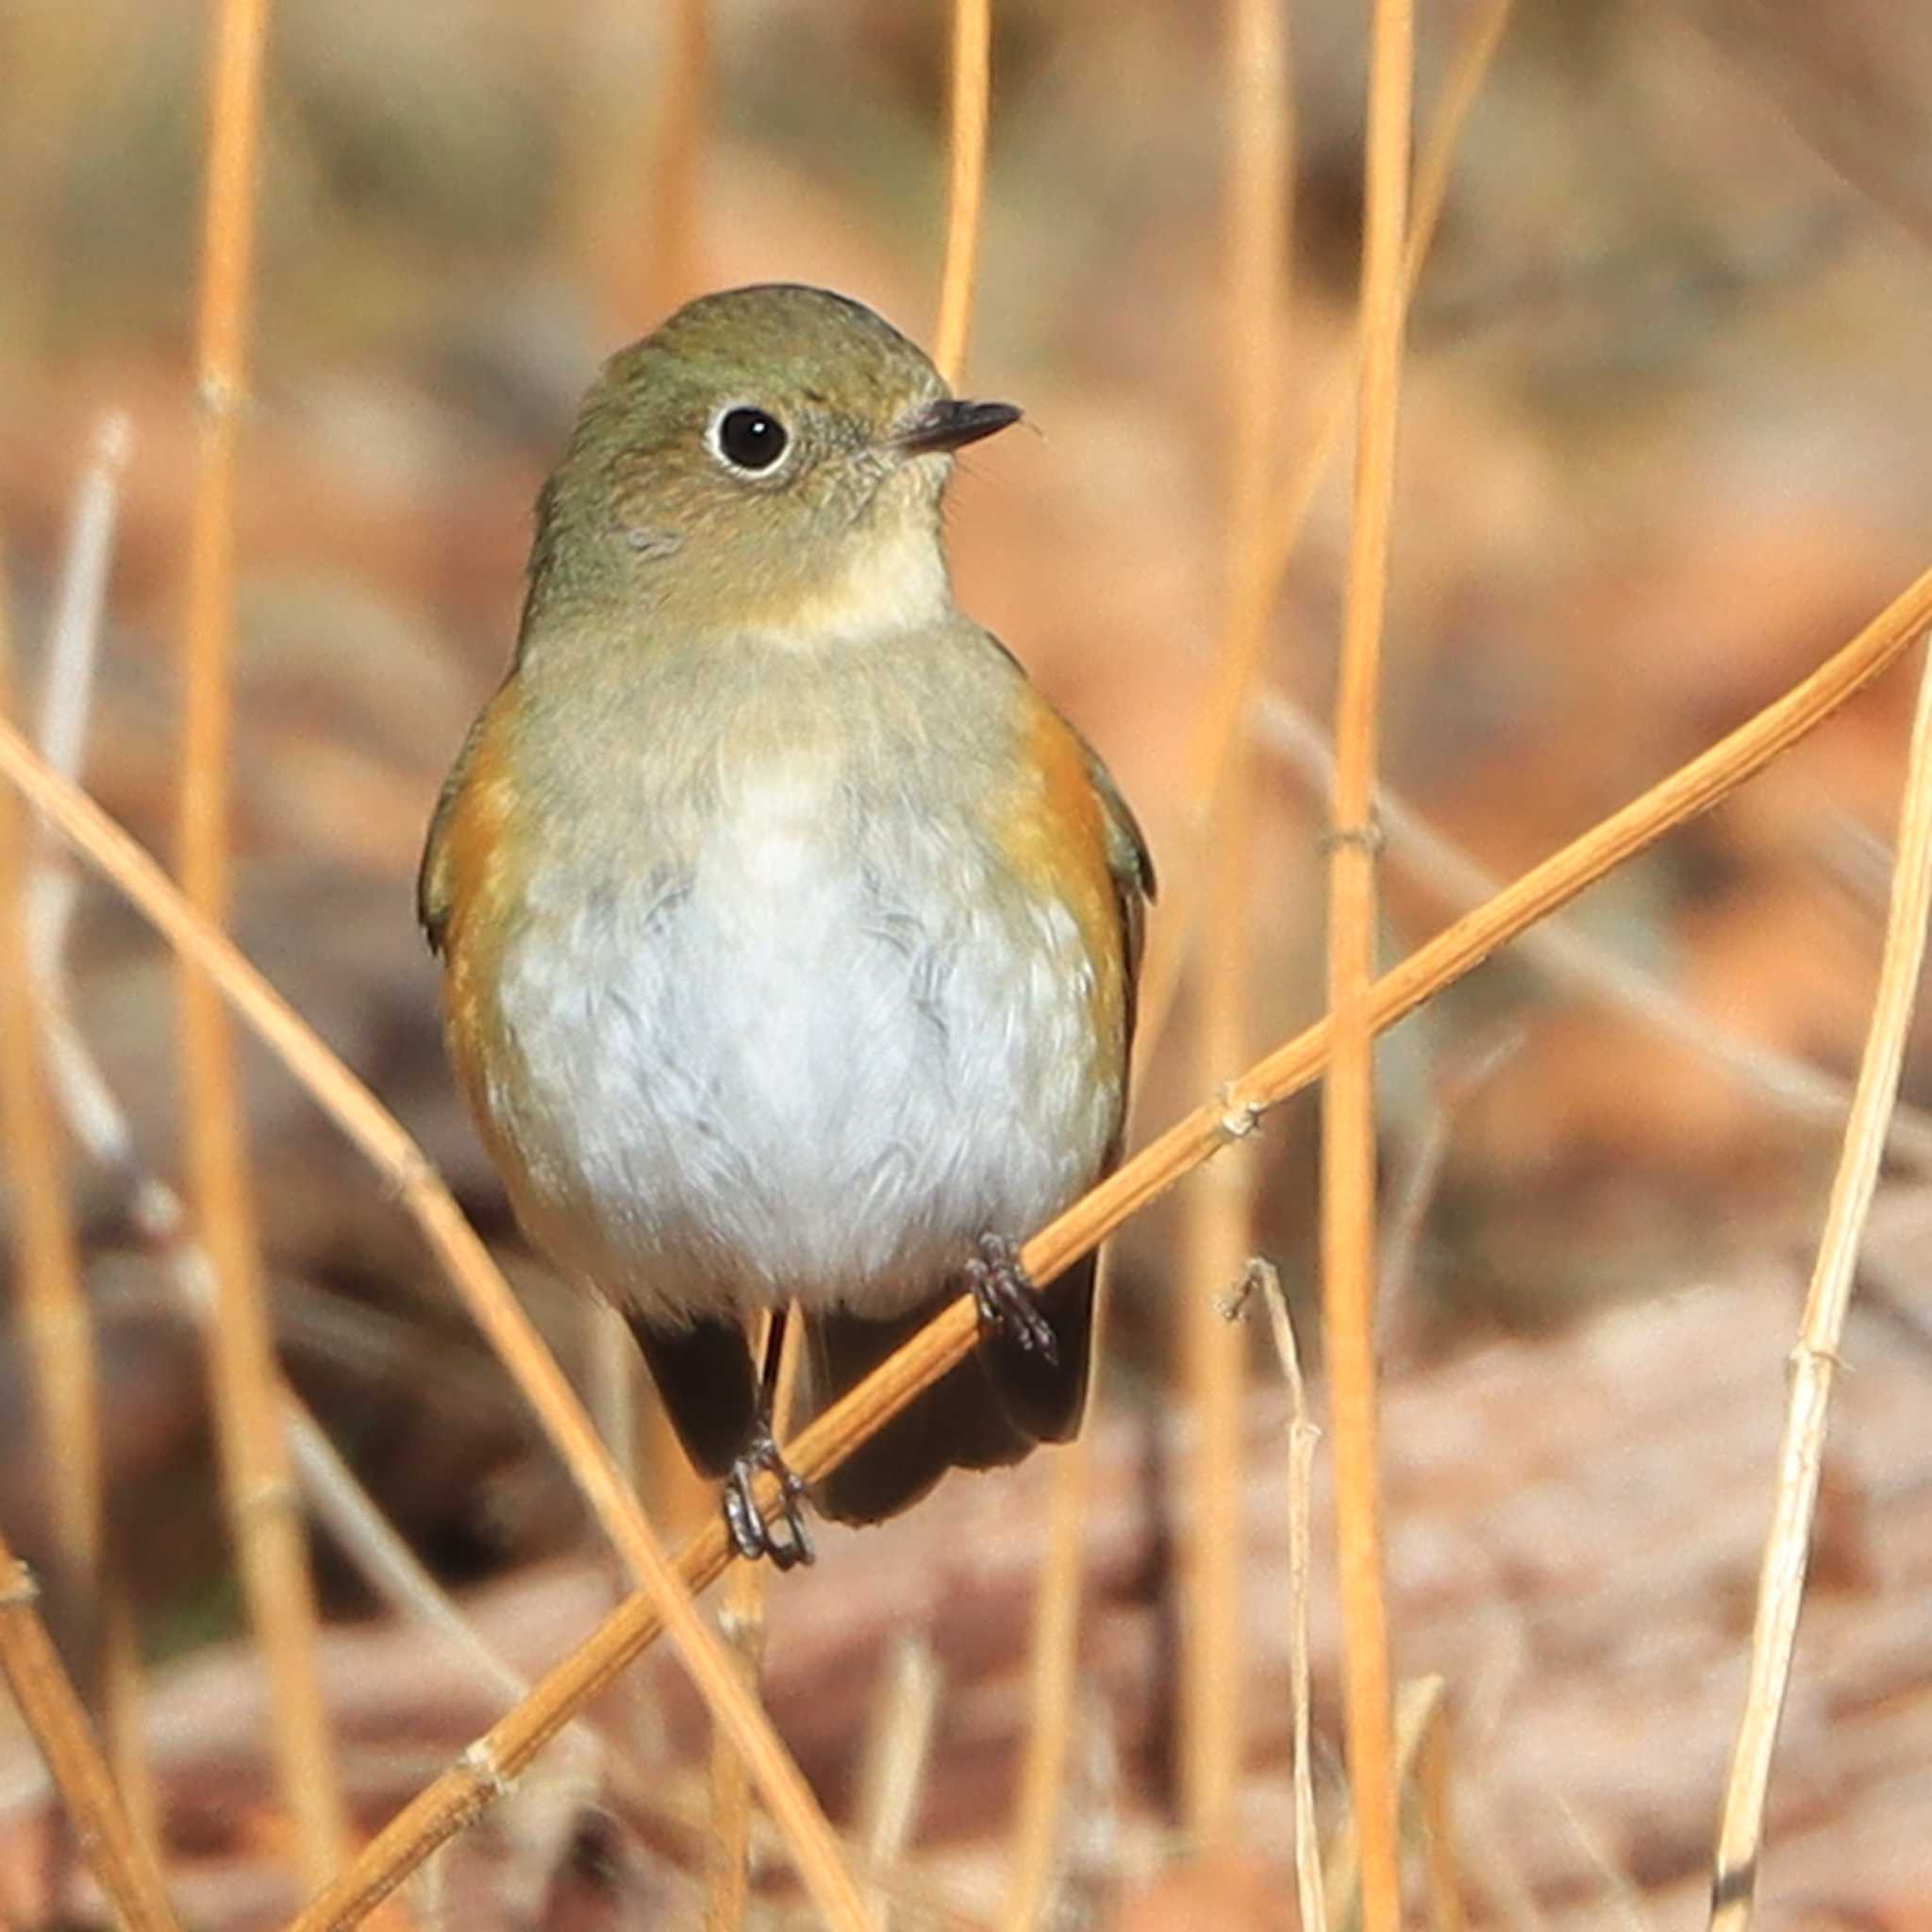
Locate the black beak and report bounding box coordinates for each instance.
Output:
[895,396,1023,456]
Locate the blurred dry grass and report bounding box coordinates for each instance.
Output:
[4,0,1932,1925]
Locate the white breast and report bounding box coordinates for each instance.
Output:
[487,754,1115,1325]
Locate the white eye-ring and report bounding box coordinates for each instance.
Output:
[708,403,792,475]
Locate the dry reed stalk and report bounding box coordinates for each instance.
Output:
[96,1590,160,1866]
[933,0,992,385]
[1000,1429,1090,1931]
[35,414,127,803]
[1255,692,1932,1169]
[702,1309,800,1931]
[1707,641,1932,1931]
[1178,1097,1252,1850]
[1321,0,1414,1921]
[0,502,159,1870]
[1002,1270,1127,1932]
[177,0,348,1890]
[1255,0,1508,606]
[0,601,81,1273]
[701,1572,759,1932]
[1376,1030,1524,1340]
[584,1301,676,1763]
[1174,0,1291,1850]
[28,413,126,1025]
[1556,1802,1652,1932]
[583,1301,656,1760]
[1241,1261,1327,1932]
[0,1528,180,1932]
[852,1636,944,1924]
[1003,9,1511,1899]
[1132,0,1514,1058]
[1325,1675,1447,1921]
[1414,1690,1468,1932]
[597,1330,695,1766]
[2,562,1929,1927]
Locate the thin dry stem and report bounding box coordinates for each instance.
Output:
[1259,0,1507,599]
[28,412,127,1015]
[1133,0,1514,1058]
[583,1298,653,1758]
[1377,1028,1524,1339]
[702,1593,759,1932]
[853,1636,944,1924]
[37,413,128,770]
[1001,1224,1124,1932]
[1415,1693,1469,1932]
[1708,642,1932,1931]
[1327,1675,1448,1919]
[0,525,158,1865]
[1245,1261,1327,1932]
[0,585,103,1631]
[933,0,992,385]
[1000,1432,1091,1931]
[1177,0,1290,1847]
[588,1300,680,1762]
[1558,1799,1654,1932]
[97,1589,161,1863]
[179,0,348,1888]
[998,0,1474,1855]
[1255,691,1932,1169]
[0,1535,179,1932]
[1322,0,1413,1921]
[703,1309,799,1932]
[1,563,1928,1928]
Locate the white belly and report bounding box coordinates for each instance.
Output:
[487,759,1114,1324]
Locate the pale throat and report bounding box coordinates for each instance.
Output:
[743,514,953,651]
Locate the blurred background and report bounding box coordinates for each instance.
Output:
[3,0,1932,1924]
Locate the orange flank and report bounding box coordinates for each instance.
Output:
[421,693,526,1161]
[988,687,1130,1061]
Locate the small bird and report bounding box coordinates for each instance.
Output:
[420,284,1152,1566]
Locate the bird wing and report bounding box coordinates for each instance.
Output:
[1074,727,1155,1053]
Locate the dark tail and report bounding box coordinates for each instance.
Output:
[808,1250,1097,1525]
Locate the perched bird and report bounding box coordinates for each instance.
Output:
[420,284,1152,1565]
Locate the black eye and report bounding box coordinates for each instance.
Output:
[714,407,789,473]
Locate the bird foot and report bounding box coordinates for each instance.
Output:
[967,1232,1058,1363]
[723,1426,814,1571]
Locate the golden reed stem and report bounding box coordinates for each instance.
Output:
[1321,0,1414,1920]
[177,0,347,1889]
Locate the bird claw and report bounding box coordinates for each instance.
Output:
[723,1426,814,1571]
[967,1233,1058,1363]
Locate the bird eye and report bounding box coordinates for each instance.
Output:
[712,406,790,474]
